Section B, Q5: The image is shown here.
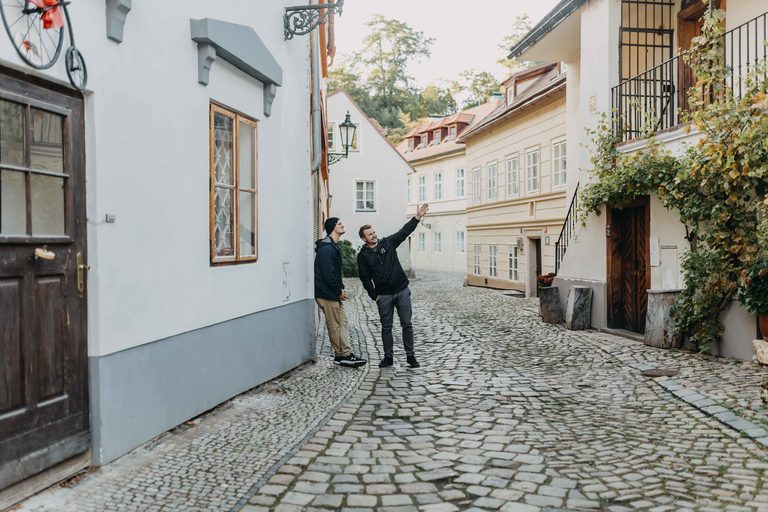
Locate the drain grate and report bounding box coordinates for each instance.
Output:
[642,368,679,377]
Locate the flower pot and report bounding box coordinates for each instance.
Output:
[760,313,768,341]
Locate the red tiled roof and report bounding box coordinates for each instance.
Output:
[396,100,503,162]
[455,65,565,143]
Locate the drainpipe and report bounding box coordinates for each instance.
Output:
[310,0,323,173]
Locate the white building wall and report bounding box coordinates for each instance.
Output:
[327,92,411,270]
[0,0,318,463]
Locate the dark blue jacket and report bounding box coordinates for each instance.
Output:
[314,236,345,301]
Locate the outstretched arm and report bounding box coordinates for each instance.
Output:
[388,203,430,249]
[357,253,378,301]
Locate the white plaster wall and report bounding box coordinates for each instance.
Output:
[556,0,622,283]
[0,0,313,356]
[327,93,411,269]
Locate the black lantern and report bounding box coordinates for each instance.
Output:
[328,111,356,166]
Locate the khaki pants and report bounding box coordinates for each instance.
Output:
[316,298,351,357]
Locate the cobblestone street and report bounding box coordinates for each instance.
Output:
[15,271,768,512]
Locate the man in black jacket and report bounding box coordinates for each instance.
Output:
[357,204,429,368]
[315,217,366,367]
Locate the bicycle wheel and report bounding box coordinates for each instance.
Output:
[0,0,64,69]
[65,45,86,90]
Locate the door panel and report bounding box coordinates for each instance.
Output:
[0,69,88,491]
[616,205,649,334]
[35,276,66,401]
[0,279,24,414]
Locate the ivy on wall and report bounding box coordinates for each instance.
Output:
[580,11,768,349]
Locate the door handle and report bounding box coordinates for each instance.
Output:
[77,253,90,293]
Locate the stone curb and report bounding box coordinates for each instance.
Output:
[229,294,373,512]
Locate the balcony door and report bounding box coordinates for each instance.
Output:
[0,69,89,491]
[678,0,724,111]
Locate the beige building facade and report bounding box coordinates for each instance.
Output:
[398,102,502,272]
[458,64,567,296]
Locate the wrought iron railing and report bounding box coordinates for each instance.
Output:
[555,182,579,275]
[612,11,768,142]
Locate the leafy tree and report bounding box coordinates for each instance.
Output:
[497,15,541,78]
[352,14,434,125]
[403,82,458,119]
[452,70,500,109]
[387,112,424,146]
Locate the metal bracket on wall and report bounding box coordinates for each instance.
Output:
[284,0,343,40]
[106,0,132,43]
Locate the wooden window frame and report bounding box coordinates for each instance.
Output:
[209,103,259,266]
[552,138,567,189]
[472,169,481,205]
[506,155,519,198]
[489,245,498,278]
[487,162,497,201]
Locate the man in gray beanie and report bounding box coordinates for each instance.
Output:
[314,217,366,367]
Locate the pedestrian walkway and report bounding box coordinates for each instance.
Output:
[14,271,768,511]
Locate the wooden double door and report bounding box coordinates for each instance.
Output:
[609,198,650,334]
[0,70,89,491]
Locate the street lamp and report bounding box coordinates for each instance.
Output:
[328,111,356,166]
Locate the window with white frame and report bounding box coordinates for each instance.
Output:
[456,168,465,197]
[418,232,426,252]
[509,246,519,281]
[506,87,514,104]
[506,156,518,198]
[418,176,426,202]
[552,139,566,188]
[434,172,442,200]
[456,230,465,253]
[434,130,441,143]
[407,178,411,204]
[449,126,456,140]
[526,148,539,193]
[419,135,427,148]
[472,169,481,204]
[355,181,375,211]
[473,245,481,274]
[434,232,442,252]
[408,138,414,151]
[487,163,497,200]
[327,122,335,152]
[489,245,498,277]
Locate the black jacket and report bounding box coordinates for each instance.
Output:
[314,236,345,301]
[357,217,419,301]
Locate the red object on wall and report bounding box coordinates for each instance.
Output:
[28,0,64,30]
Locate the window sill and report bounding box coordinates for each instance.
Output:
[210,257,258,267]
[355,209,377,213]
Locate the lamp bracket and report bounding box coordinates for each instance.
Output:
[284,0,344,40]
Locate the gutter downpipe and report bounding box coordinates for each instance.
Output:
[310,0,323,173]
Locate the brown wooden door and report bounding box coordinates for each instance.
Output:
[618,206,649,333]
[0,70,88,491]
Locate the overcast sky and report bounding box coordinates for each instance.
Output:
[332,0,561,87]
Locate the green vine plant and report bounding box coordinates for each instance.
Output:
[580,9,768,350]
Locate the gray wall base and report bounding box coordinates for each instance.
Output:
[89,299,314,466]
[552,276,607,329]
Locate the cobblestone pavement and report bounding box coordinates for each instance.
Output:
[15,296,369,512]
[245,272,768,512]
[14,271,768,512]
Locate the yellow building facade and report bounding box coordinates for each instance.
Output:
[458,64,568,296]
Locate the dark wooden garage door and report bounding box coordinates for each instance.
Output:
[0,70,88,491]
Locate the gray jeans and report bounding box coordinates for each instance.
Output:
[376,287,414,359]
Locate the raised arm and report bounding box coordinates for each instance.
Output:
[387,203,429,249]
[357,253,378,301]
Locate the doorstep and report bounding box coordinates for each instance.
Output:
[599,327,645,343]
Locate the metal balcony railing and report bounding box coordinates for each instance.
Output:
[555,182,579,275]
[612,11,768,142]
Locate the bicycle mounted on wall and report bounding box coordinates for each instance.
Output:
[0,0,87,90]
